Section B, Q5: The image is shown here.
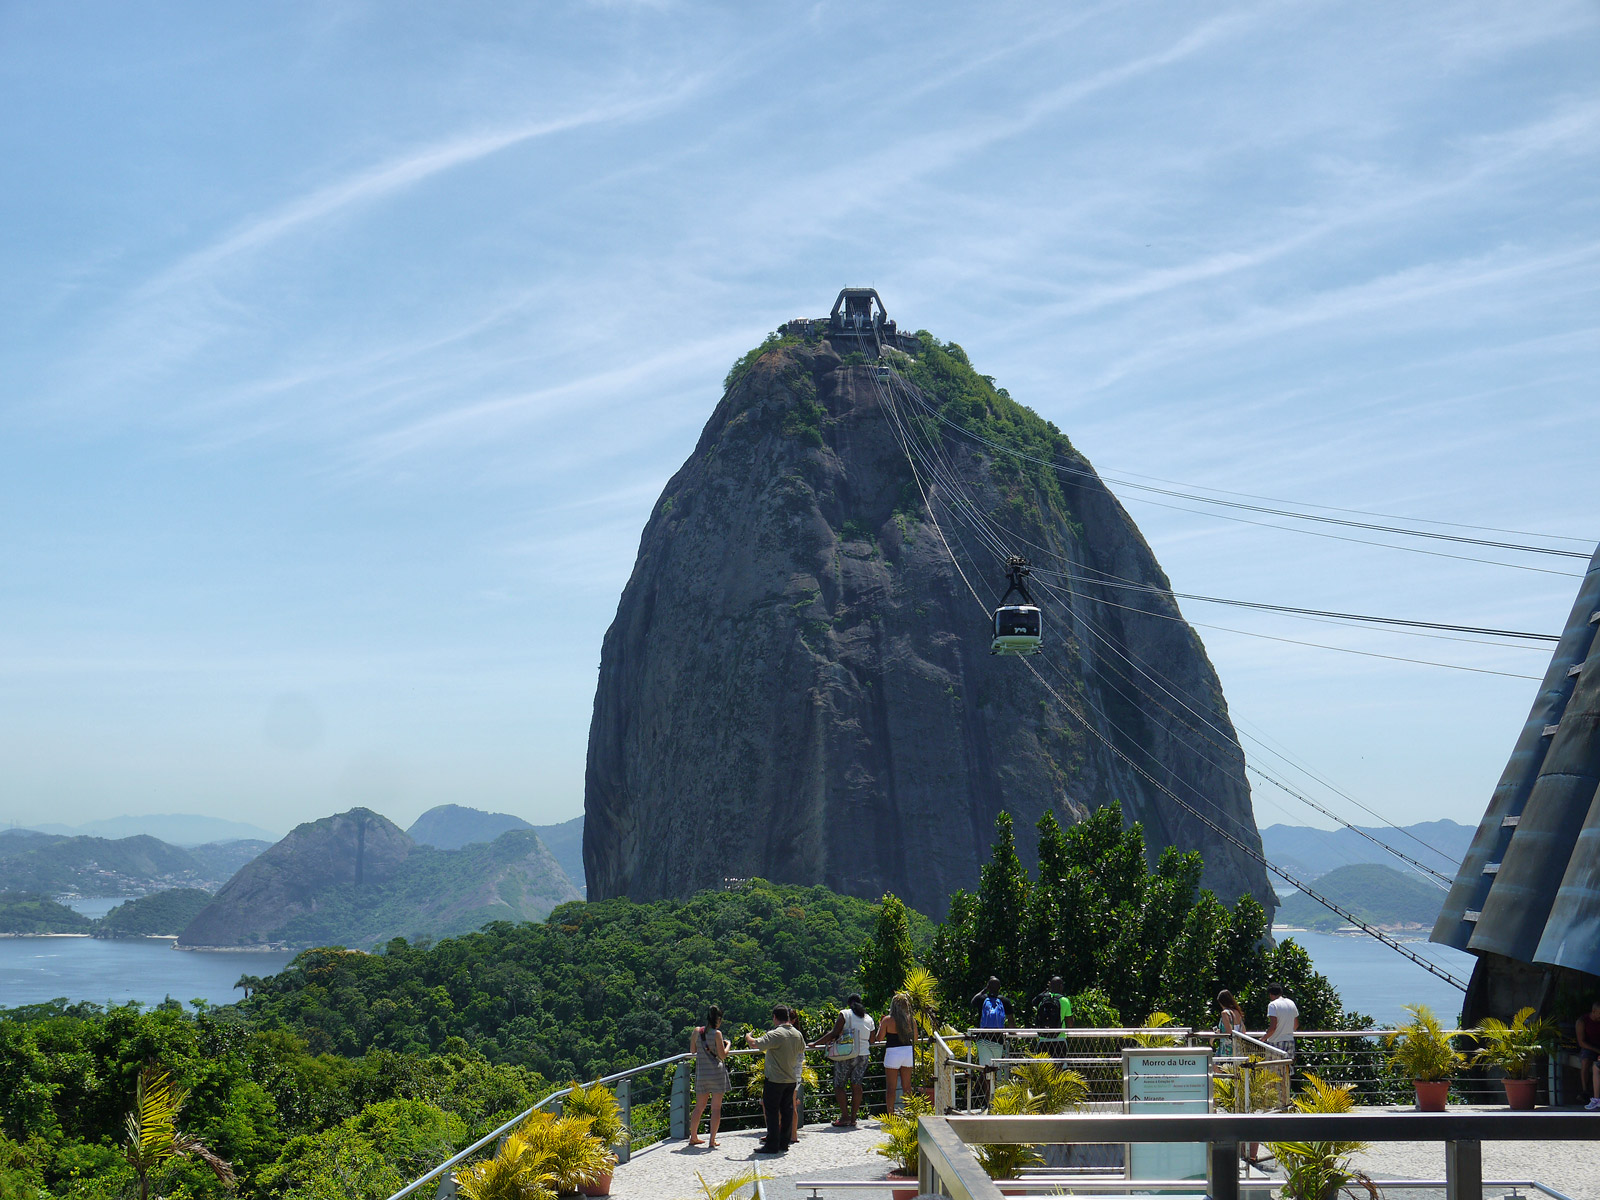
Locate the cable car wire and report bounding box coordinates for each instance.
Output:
[885,378,1461,884]
[875,365,1468,987]
[894,387,1588,575]
[876,365,1475,898]
[880,366,1532,867]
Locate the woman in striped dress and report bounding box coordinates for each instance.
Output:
[687,1005,730,1148]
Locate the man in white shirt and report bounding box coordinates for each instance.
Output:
[1264,983,1299,1106]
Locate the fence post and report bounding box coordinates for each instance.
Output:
[1445,1139,1481,1200]
[934,1037,951,1114]
[1208,1137,1239,1200]
[434,1173,458,1199]
[615,1077,632,1165]
[669,1061,691,1141]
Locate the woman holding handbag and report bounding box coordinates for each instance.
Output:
[687,1005,730,1148]
[812,993,875,1127]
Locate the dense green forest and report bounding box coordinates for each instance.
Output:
[0,813,1357,1199]
[239,881,925,1081]
[0,1001,551,1200]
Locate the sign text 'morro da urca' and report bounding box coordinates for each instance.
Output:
[1123,1048,1212,1182]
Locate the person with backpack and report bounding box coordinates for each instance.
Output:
[970,977,1011,1092]
[1028,976,1073,1057]
[812,993,875,1127]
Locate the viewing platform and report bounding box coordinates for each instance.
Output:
[395,1026,1600,1200]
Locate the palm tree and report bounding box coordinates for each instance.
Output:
[121,1068,236,1200]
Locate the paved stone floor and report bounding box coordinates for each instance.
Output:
[607,1120,893,1199]
[607,1104,1600,1200]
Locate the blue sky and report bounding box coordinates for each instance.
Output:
[1,2,1596,842]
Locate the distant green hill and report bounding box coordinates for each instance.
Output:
[0,830,265,896]
[100,888,214,937]
[1276,863,1443,931]
[1262,820,1470,881]
[0,892,94,934]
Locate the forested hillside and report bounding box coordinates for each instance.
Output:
[239,880,925,1082]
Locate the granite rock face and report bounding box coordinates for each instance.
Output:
[584,335,1272,918]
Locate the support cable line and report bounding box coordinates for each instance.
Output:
[1023,576,1455,889]
[894,386,1587,576]
[879,367,1522,869]
[1087,464,1597,545]
[887,382,1460,886]
[873,365,1476,950]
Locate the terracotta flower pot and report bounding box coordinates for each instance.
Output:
[1413,1079,1449,1112]
[1502,1077,1537,1110]
[579,1170,613,1197]
[888,1170,918,1200]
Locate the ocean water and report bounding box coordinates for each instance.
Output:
[1280,928,1474,1027]
[0,938,294,1010]
[0,922,1468,1025]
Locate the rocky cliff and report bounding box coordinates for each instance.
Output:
[179,809,580,948]
[584,328,1273,918]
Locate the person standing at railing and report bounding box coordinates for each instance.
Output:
[1264,984,1299,1107]
[1577,999,1600,1110]
[875,991,918,1115]
[747,1005,805,1154]
[1215,989,1245,1060]
[687,1005,730,1149]
[970,977,1011,1102]
[814,993,875,1128]
[1029,976,1073,1058]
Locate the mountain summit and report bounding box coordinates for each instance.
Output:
[584,311,1272,918]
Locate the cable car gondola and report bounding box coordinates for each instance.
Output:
[991,556,1042,655]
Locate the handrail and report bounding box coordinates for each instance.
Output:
[385,1050,694,1200]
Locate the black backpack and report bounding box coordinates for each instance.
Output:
[1036,992,1061,1029]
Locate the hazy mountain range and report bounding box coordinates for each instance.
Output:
[1260,819,1470,882]
[0,830,269,897]
[12,814,280,845]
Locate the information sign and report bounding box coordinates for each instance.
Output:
[1122,1047,1212,1182]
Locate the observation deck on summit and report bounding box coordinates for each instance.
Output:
[781,287,921,354]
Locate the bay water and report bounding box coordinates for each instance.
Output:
[0,921,1469,1027]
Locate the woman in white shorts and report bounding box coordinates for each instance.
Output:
[875,991,918,1114]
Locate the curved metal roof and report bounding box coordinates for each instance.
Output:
[1431,544,1600,973]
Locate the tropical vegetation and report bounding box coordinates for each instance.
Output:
[1386,1004,1463,1082]
[1266,1074,1378,1200]
[1471,1006,1556,1080]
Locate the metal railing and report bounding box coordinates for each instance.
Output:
[934,1026,1542,1113]
[917,1111,1600,1200]
[387,1041,919,1200]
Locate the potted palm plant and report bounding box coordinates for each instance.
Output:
[1386,1004,1463,1111]
[873,1094,929,1200]
[455,1129,559,1200]
[561,1081,629,1195]
[1265,1074,1378,1200]
[974,1086,1044,1194]
[515,1111,615,1197]
[1472,1007,1556,1110]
